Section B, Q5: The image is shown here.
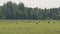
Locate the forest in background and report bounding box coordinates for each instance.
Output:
[0,1,60,20]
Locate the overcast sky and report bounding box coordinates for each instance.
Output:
[0,0,60,9]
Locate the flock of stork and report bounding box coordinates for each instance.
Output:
[15,21,55,24]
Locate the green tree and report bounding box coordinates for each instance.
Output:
[3,1,14,19]
[0,6,3,19]
[17,2,25,19]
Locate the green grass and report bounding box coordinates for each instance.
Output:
[0,20,60,34]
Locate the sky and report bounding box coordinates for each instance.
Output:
[0,0,60,9]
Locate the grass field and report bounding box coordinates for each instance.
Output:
[0,20,60,34]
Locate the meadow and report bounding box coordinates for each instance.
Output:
[0,20,60,34]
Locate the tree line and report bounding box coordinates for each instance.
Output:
[0,1,60,20]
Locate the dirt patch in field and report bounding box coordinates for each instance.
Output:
[55,28,60,33]
[18,28,34,30]
[0,28,34,31]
